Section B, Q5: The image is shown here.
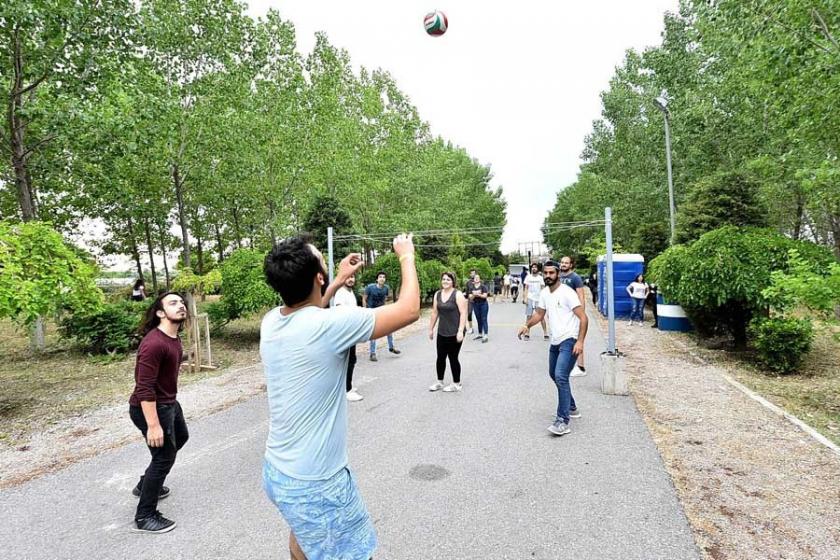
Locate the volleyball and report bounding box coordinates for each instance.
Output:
[424,10,448,37]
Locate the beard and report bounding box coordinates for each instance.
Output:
[544,277,557,286]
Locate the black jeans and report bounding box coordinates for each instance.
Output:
[346,345,357,392]
[129,402,189,520]
[436,335,463,383]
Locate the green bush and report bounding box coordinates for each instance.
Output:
[211,249,279,328]
[418,259,447,301]
[749,317,814,374]
[649,226,833,345]
[60,300,147,354]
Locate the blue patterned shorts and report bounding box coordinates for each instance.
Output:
[262,460,377,560]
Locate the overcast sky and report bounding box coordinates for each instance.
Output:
[248,0,679,253]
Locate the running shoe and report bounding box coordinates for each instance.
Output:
[570,366,587,377]
[547,421,571,436]
[429,381,444,392]
[442,383,462,392]
[569,408,582,419]
[346,388,364,402]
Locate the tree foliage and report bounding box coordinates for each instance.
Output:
[0,221,102,326]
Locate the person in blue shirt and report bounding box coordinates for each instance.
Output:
[260,234,420,560]
[363,271,402,361]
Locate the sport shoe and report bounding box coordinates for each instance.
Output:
[388,347,401,355]
[547,420,571,436]
[132,511,176,534]
[543,335,549,341]
[132,480,170,500]
[346,388,364,402]
[569,408,582,419]
[523,334,530,341]
[467,328,474,335]
[570,365,587,377]
[429,381,444,392]
[473,335,483,340]
[369,353,378,362]
[442,383,462,392]
[481,335,488,343]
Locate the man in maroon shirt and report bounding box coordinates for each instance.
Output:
[128,292,189,534]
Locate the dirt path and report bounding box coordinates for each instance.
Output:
[611,316,840,560]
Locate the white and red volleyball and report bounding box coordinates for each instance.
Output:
[424,10,448,37]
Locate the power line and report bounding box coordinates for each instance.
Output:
[331,220,604,240]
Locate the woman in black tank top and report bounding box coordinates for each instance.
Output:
[428,272,468,392]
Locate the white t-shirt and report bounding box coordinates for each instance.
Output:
[260,305,375,479]
[537,284,582,345]
[334,286,358,308]
[524,273,545,301]
[503,274,511,286]
[627,282,648,300]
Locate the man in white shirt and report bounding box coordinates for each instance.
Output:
[518,260,588,436]
[334,274,364,402]
[522,263,548,340]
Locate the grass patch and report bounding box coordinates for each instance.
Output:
[0,299,265,447]
[686,322,840,446]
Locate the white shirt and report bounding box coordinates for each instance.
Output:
[538,284,582,344]
[524,273,545,301]
[334,286,358,308]
[503,274,511,286]
[627,282,648,300]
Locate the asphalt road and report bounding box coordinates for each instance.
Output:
[0,300,700,559]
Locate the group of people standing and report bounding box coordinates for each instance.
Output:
[123,234,594,560]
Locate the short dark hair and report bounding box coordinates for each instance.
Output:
[543,260,559,270]
[264,237,323,306]
[441,271,457,285]
[376,271,387,279]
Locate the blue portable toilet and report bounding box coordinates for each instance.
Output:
[597,254,645,318]
[656,293,693,332]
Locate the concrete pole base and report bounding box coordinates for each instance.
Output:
[600,352,629,396]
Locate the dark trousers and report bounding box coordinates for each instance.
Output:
[548,339,578,423]
[346,345,357,392]
[129,402,189,520]
[436,335,463,383]
[590,285,598,306]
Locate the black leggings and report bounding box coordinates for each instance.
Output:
[436,335,463,383]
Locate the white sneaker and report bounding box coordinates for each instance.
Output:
[428,381,444,392]
[466,328,474,335]
[442,383,462,392]
[346,389,364,402]
[570,365,587,377]
[628,321,634,326]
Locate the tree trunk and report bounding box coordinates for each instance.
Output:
[173,163,191,268]
[214,223,225,262]
[792,191,805,240]
[8,30,37,222]
[156,220,171,289]
[231,204,243,249]
[29,316,45,353]
[196,234,204,275]
[143,216,158,294]
[127,216,144,280]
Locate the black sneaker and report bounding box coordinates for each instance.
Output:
[132,484,171,500]
[370,353,378,362]
[132,512,176,534]
[388,348,401,355]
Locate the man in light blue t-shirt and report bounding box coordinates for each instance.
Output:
[260,234,420,560]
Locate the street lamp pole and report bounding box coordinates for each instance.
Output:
[654,97,676,246]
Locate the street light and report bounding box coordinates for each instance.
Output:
[653,96,676,246]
